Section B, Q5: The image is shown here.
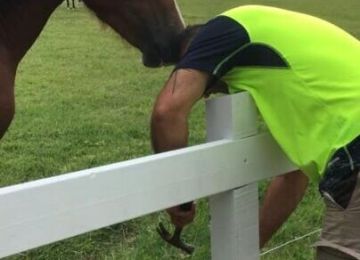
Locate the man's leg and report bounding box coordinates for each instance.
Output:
[259,170,309,248]
[316,136,360,260]
[316,170,360,259]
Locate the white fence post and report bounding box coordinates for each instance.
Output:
[207,93,260,260]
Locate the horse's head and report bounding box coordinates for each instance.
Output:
[83,0,186,67]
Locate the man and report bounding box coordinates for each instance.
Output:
[151,5,360,259]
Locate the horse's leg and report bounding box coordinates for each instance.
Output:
[0,0,63,139]
[72,0,75,9]
[66,0,70,8]
[0,54,15,140]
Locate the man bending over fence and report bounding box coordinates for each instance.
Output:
[151,5,360,259]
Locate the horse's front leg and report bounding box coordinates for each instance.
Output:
[0,59,15,140]
[72,0,75,9]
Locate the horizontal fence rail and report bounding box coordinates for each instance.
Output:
[0,93,296,259]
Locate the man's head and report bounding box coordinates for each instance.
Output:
[169,24,229,97]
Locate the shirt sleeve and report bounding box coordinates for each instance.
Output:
[175,15,250,79]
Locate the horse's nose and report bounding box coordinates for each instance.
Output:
[156,37,182,65]
[142,52,162,68]
[141,45,173,68]
[141,33,182,67]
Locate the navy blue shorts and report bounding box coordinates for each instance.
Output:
[319,135,360,209]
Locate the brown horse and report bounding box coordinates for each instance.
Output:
[66,0,83,9]
[66,0,76,9]
[0,0,185,140]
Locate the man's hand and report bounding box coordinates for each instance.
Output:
[166,203,196,228]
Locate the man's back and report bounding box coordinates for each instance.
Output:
[179,5,360,180]
[152,5,360,258]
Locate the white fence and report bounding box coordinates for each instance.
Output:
[0,93,295,259]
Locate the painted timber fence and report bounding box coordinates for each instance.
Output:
[0,93,296,259]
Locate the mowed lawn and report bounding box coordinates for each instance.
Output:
[1,0,360,259]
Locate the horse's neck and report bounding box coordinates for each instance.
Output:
[0,0,63,66]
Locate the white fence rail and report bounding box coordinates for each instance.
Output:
[0,93,295,259]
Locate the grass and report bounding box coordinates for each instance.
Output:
[1,0,360,259]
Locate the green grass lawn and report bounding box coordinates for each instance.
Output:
[2,0,360,259]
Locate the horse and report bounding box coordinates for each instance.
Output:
[66,0,82,9]
[66,0,76,9]
[0,0,186,140]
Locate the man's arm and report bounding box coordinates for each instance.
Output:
[151,69,209,153]
[151,68,210,227]
[260,170,309,248]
